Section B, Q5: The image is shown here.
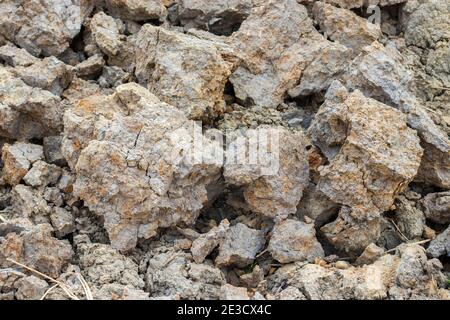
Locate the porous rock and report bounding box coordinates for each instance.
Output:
[215,223,265,268]
[0,223,73,278]
[134,24,240,120]
[224,127,310,220]
[0,67,64,140]
[62,83,223,251]
[420,191,450,225]
[190,219,230,263]
[268,219,324,263]
[309,82,423,254]
[146,250,225,299]
[230,0,349,106]
[1,143,44,186]
[0,0,93,57]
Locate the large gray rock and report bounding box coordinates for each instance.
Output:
[14,275,49,300]
[77,243,145,292]
[0,44,39,67]
[10,56,74,96]
[402,0,450,49]
[0,0,93,57]
[393,196,425,240]
[312,2,381,54]
[309,82,423,254]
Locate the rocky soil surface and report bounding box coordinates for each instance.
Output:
[0,0,449,300]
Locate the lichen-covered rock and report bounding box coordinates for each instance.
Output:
[134,24,240,120]
[230,0,349,106]
[62,83,223,251]
[1,143,44,186]
[309,82,423,254]
[0,223,73,278]
[191,219,229,263]
[0,67,64,140]
[224,127,310,220]
[215,223,265,268]
[268,219,324,263]
[0,0,93,57]
[420,191,450,225]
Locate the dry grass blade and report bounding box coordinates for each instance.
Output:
[0,214,7,222]
[385,239,431,254]
[76,272,94,300]
[389,219,409,242]
[6,258,79,300]
[256,249,268,258]
[40,284,59,300]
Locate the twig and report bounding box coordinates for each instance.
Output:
[40,284,59,300]
[385,239,431,254]
[6,258,79,300]
[0,214,6,222]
